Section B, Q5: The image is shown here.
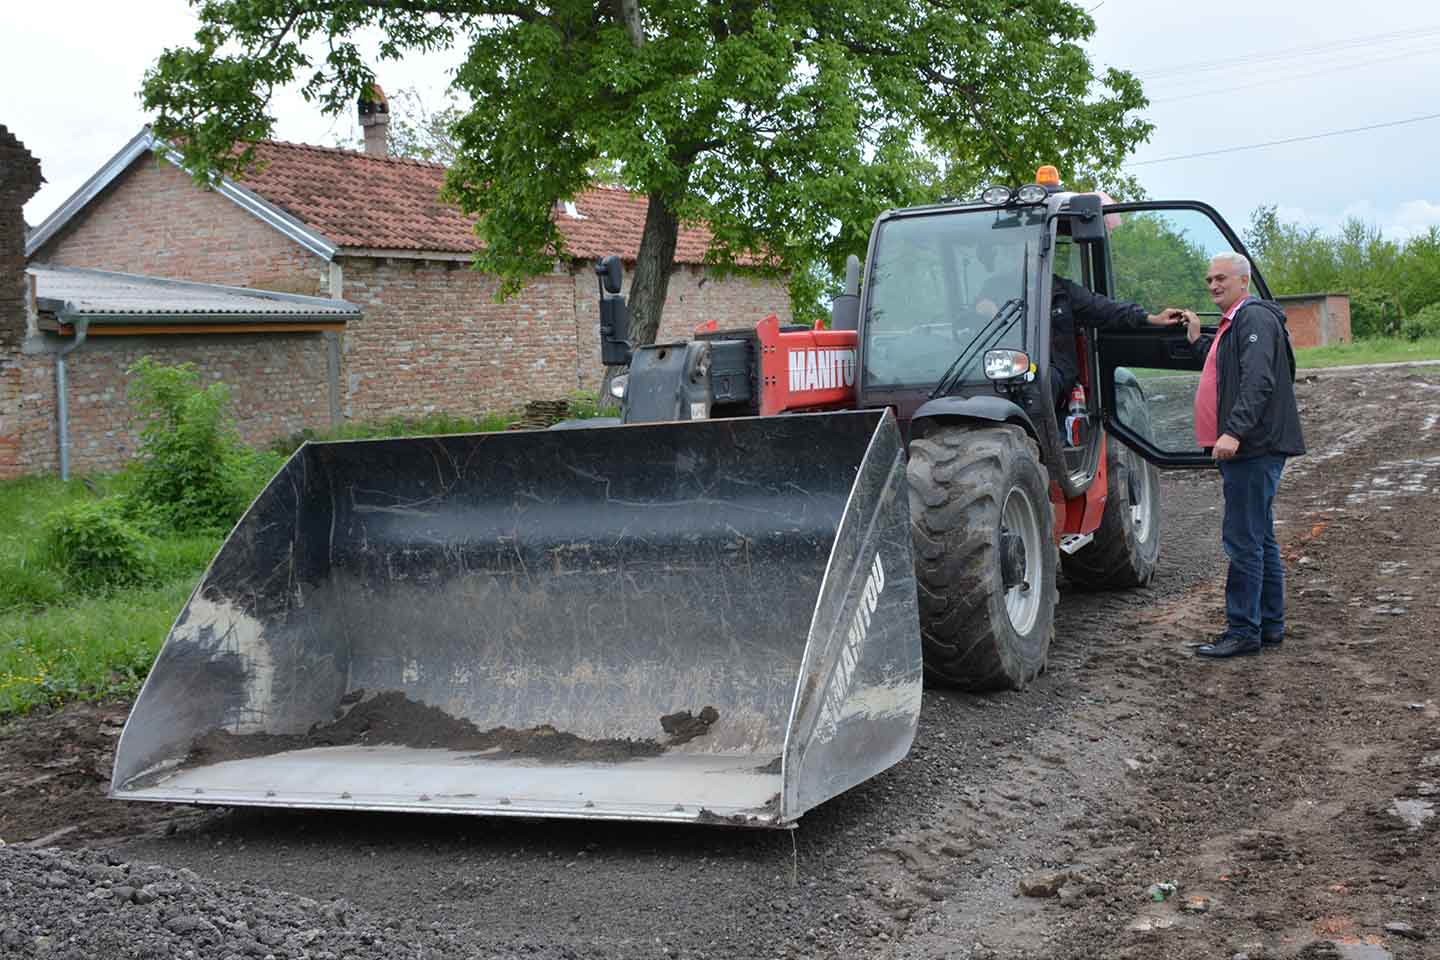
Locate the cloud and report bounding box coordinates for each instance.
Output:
[1391,200,1440,239]
[1273,200,1440,242]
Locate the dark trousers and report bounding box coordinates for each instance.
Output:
[1218,454,1287,643]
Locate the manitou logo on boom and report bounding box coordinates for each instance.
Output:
[788,348,857,393]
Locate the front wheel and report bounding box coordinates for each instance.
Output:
[908,424,1057,690]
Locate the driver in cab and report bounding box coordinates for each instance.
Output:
[971,241,1184,412]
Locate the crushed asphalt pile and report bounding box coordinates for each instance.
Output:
[0,844,480,959]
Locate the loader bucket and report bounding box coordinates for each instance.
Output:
[111,410,921,827]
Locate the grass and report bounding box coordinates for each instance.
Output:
[267,392,618,455]
[1295,335,1440,369]
[0,474,222,716]
[0,396,619,718]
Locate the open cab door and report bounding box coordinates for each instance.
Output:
[1091,201,1271,468]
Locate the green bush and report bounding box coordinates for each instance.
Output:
[124,358,281,532]
[40,498,154,591]
[1400,303,1440,342]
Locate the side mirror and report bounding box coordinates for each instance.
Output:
[1066,195,1107,243]
[830,254,861,331]
[596,255,624,295]
[596,256,632,366]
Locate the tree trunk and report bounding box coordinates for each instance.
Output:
[619,0,644,48]
[599,190,680,404]
[628,192,681,346]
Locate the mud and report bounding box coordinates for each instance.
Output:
[185,690,665,765]
[2,365,1437,959]
[659,706,720,745]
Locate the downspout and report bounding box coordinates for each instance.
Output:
[55,313,90,482]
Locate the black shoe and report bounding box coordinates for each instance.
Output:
[1196,634,1261,658]
[1261,632,1283,647]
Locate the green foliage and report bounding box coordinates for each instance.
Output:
[142,0,1152,347]
[1108,212,1213,312]
[265,393,619,456]
[0,474,222,716]
[268,409,517,457]
[39,499,154,592]
[1,578,201,716]
[1294,335,1440,369]
[1243,206,1439,339]
[124,358,281,533]
[1400,302,1440,342]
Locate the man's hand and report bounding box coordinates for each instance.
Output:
[1145,308,1186,327]
[1213,433,1240,460]
[1177,309,1203,343]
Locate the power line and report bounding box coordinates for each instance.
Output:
[1147,46,1437,104]
[1127,112,1440,167]
[1130,25,1440,79]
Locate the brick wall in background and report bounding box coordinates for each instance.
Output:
[570,263,793,394]
[1,124,45,479]
[338,257,579,420]
[1277,294,1352,349]
[20,334,332,476]
[31,152,331,296]
[340,258,792,419]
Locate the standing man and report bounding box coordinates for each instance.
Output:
[1178,252,1305,659]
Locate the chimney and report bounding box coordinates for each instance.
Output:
[358,83,390,158]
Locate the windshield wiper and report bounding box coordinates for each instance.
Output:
[929,297,1025,399]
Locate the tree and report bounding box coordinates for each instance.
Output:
[143,0,1150,354]
[379,86,465,166]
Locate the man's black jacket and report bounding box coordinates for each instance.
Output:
[1191,297,1306,459]
[1050,276,1149,397]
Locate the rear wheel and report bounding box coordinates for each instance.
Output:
[908,424,1057,690]
[1061,387,1161,589]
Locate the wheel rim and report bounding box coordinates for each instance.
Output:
[1000,485,1043,634]
[1122,446,1155,544]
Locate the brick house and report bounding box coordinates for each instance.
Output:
[19,125,791,476]
[1274,293,1351,348]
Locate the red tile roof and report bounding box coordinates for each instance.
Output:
[236,141,718,263]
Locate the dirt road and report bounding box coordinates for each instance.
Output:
[2,366,1437,959]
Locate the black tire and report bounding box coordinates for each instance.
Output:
[907,423,1057,690]
[1060,396,1162,590]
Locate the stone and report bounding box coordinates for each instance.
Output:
[1018,871,1069,898]
[1383,921,1425,940]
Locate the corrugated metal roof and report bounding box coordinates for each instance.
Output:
[29,266,359,320]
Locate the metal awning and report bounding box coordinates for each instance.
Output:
[29,265,358,334]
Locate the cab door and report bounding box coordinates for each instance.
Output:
[1090,201,1271,468]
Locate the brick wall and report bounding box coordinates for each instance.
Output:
[338,257,577,419]
[1277,294,1352,349]
[339,258,792,418]
[1,124,44,479]
[32,152,331,295]
[571,263,793,392]
[19,333,333,476]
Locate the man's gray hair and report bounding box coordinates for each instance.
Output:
[1210,251,1252,279]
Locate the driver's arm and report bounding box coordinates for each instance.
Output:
[1061,277,1149,330]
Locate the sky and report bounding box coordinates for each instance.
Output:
[6,0,1439,245]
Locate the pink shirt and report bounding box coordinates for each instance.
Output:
[1193,297,1248,447]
